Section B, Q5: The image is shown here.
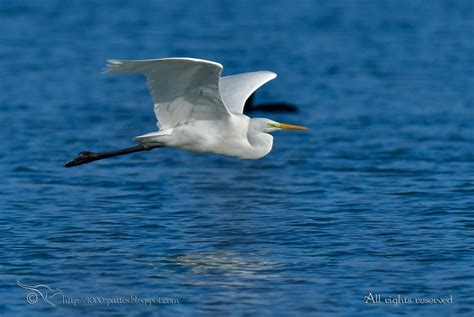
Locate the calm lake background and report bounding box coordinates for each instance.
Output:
[1,0,473,316]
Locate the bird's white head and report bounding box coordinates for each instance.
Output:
[250,118,309,133]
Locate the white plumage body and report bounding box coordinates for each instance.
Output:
[137,115,273,159]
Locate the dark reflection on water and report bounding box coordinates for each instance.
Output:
[1,0,474,316]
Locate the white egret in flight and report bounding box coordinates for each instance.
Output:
[65,58,308,167]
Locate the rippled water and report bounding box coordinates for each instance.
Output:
[1,0,473,316]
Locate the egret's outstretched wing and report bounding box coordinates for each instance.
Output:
[219,71,277,114]
[105,58,230,129]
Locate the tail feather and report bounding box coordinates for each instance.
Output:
[134,130,171,143]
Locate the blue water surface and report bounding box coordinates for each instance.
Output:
[1,0,473,316]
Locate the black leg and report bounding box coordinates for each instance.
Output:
[64,143,163,168]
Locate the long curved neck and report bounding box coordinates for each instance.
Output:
[247,131,273,159]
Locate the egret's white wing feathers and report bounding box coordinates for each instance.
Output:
[219,71,277,114]
[105,58,230,129]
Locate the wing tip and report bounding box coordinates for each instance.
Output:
[262,71,277,80]
[102,59,125,74]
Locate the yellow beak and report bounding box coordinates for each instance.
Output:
[276,123,309,131]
